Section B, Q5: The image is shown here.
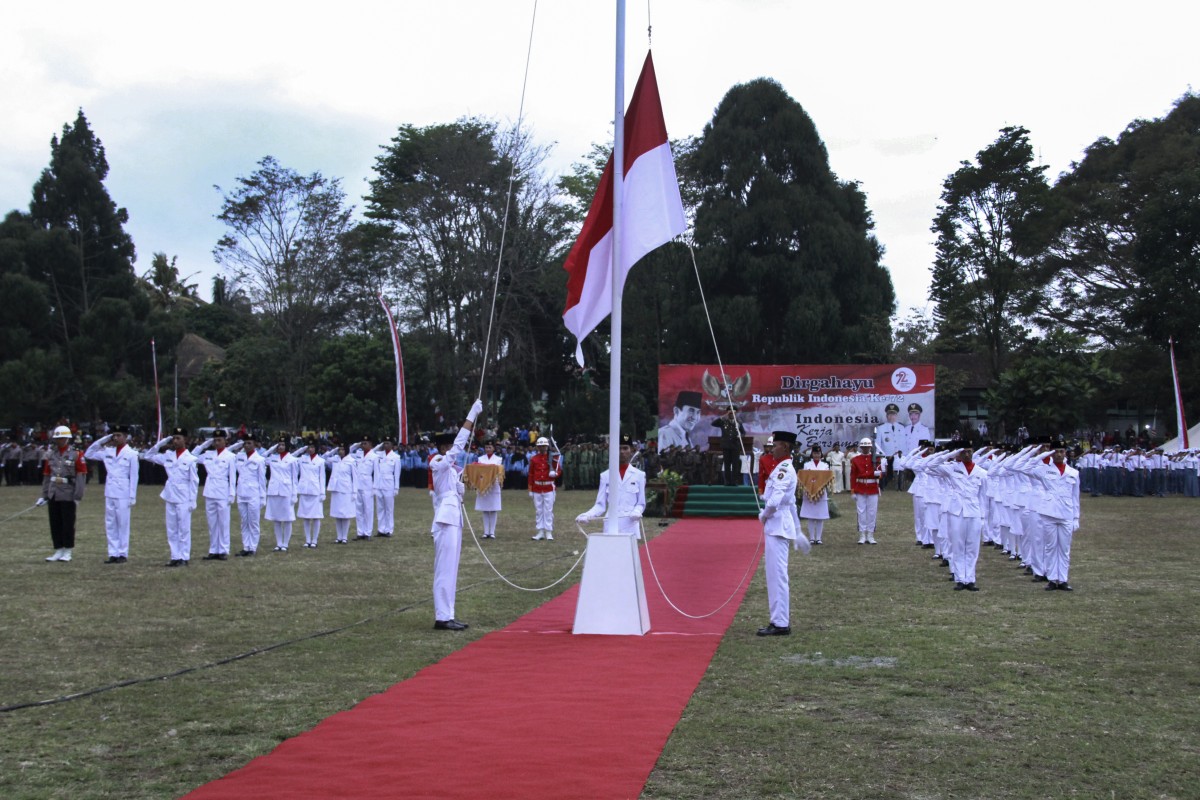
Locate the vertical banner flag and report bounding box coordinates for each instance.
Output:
[379,294,408,444]
[151,338,163,440]
[1170,337,1189,449]
[562,51,687,365]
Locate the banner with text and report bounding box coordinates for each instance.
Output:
[657,364,936,453]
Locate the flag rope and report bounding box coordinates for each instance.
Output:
[477,0,539,404]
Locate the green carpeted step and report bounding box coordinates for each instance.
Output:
[681,484,762,517]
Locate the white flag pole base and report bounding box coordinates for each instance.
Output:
[572,533,651,635]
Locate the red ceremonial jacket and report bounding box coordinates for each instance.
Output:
[528,452,559,494]
[850,453,881,495]
[757,453,779,495]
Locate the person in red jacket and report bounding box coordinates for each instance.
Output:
[528,437,561,540]
[757,436,778,496]
[850,436,885,544]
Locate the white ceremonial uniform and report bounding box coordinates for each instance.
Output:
[84,435,140,559]
[297,452,327,546]
[473,453,504,539]
[327,457,359,543]
[265,449,299,550]
[826,449,846,493]
[798,457,830,544]
[1025,458,1081,586]
[759,458,801,629]
[372,448,402,536]
[578,464,647,537]
[235,450,267,553]
[933,456,988,588]
[193,440,238,557]
[430,426,472,622]
[142,440,199,562]
[348,445,378,538]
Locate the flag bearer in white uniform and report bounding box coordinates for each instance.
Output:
[348,436,378,539]
[798,444,830,545]
[933,448,988,591]
[370,437,402,537]
[576,433,647,536]
[1023,442,1082,590]
[757,430,807,637]
[473,441,504,539]
[142,427,199,567]
[262,437,299,551]
[327,445,359,543]
[296,438,327,548]
[84,425,139,563]
[429,399,483,631]
[234,437,267,556]
[193,429,238,561]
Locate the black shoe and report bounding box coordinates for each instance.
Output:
[217,553,228,560]
[1024,566,1034,575]
[1045,581,1059,590]
[378,532,392,538]
[953,582,966,590]
[1032,574,1048,582]
[964,583,979,591]
[117,555,127,563]
[165,559,182,567]
[1058,583,1073,591]
[202,553,220,560]
[756,623,791,636]
[922,543,935,549]
[433,619,468,631]
[104,556,121,564]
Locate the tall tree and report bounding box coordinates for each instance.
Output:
[364,118,572,420]
[659,78,895,366]
[214,156,355,429]
[930,126,1050,379]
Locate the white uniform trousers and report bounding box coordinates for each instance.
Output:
[334,518,352,541]
[532,492,556,532]
[432,521,462,621]
[1040,516,1074,584]
[948,514,982,585]
[803,519,824,543]
[911,495,927,544]
[375,492,396,535]
[105,497,132,557]
[237,501,262,552]
[763,533,791,628]
[355,489,375,537]
[205,498,231,555]
[480,510,499,538]
[164,502,192,561]
[1021,509,1044,575]
[854,494,878,535]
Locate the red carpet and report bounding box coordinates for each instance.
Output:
[185,519,762,800]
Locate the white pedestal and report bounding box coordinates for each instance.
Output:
[572,533,651,635]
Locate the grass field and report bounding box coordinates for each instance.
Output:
[1,484,1197,799]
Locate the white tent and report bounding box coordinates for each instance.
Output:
[1161,421,1200,452]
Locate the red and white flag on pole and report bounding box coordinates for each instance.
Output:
[1170,337,1189,449]
[562,51,686,365]
[378,294,409,444]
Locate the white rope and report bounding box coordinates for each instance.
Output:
[477,0,539,402]
[462,506,585,592]
[641,518,764,619]
[686,243,762,513]
[0,503,41,526]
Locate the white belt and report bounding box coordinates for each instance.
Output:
[859,478,878,484]
[51,476,70,484]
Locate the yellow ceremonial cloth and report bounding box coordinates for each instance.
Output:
[796,469,835,503]
[463,463,505,493]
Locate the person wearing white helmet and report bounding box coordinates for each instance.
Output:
[39,425,88,562]
[528,436,561,540]
[849,436,885,544]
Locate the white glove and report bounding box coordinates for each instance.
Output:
[128,498,136,507]
[576,513,593,523]
[528,492,534,498]
[429,490,435,498]
[468,399,484,423]
[36,497,47,506]
[629,510,643,520]
[548,471,558,479]
[757,510,766,522]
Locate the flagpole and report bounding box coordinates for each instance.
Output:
[606,0,625,534]
[1170,337,1189,450]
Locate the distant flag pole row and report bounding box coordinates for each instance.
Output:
[151,338,163,440]
[379,293,409,444]
[1170,337,1189,449]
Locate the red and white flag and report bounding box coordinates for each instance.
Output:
[562,51,686,365]
[378,294,409,444]
[151,338,163,440]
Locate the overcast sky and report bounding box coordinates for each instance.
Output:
[2,1,1195,319]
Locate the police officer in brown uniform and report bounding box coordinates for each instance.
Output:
[39,425,88,562]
